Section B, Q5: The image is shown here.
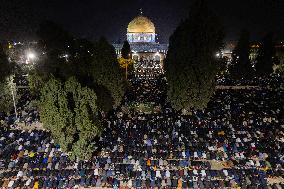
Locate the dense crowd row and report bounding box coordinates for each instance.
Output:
[0,73,284,188]
[127,77,166,106]
[134,60,164,79]
[217,74,284,88]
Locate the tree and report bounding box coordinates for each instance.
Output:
[32,21,95,95]
[255,32,275,76]
[0,77,16,113]
[35,21,76,80]
[118,58,134,69]
[121,40,131,59]
[119,41,134,79]
[28,21,75,97]
[28,70,45,98]
[92,37,126,110]
[33,22,126,111]
[37,20,74,53]
[0,44,14,82]
[165,0,224,111]
[40,77,102,160]
[118,58,134,79]
[71,39,96,86]
[0,44,16,114]
[230,30,254,79]
[273,56,284,73]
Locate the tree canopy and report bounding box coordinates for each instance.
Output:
[165,0,224,111]
[31,21,97,92]
[255,32,275,76]
[29,21,75,93]
[0,77,16,114]
[37,20,74,53]
[230,30,254,79]
[121,40,131,59]
[92,37,126,110]
[31,21,126,111]
[0,44,16,114]
[40,77,102,160]
[32,22,127,159]
[0,44,14,82]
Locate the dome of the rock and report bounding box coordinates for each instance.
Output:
[127,16,155,33]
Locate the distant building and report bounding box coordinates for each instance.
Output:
[113,12,168,64]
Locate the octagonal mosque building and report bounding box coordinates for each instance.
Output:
[113,12,168,63]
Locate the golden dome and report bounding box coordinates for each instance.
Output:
[127,16,155,33]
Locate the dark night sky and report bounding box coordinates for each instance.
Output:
[0,0,284,43]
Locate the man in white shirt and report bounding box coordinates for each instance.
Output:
[165,169,170,178]
[94,168,99,176]
[127,179,132,188]
[194,152,198,159]
[25,178,32,187]
[223,169,228,177]
[201,170,206,177]
[17,170,23,178]
[8,180,14,188]
[156,170,162,178]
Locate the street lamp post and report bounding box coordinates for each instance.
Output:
[126,63,128,80]
[11,89,18,120]
[8,76,18,120]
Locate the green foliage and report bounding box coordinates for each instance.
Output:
[118,58,134,69]
[28,70,45,97]
[0,78,16,113]
[230,30,254,79]
[165,0,224,111]
[255,32,275,76]
[37,20,74,52]
[92,37,126,110]
[32,21,80,90]
[0,45,16,113]
[40,77,102,160]
[121,41,131,59]
[71,39,96,85]
[0,44,14,82]
[273,56,284,73]
[92,83,114,113]
[34,22,126,111]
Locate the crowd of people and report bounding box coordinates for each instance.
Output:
[217,74,284,89]
[1,90,39,129]
[127,76,166,106]
[0,67,284,188]
[134,60,164,79]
